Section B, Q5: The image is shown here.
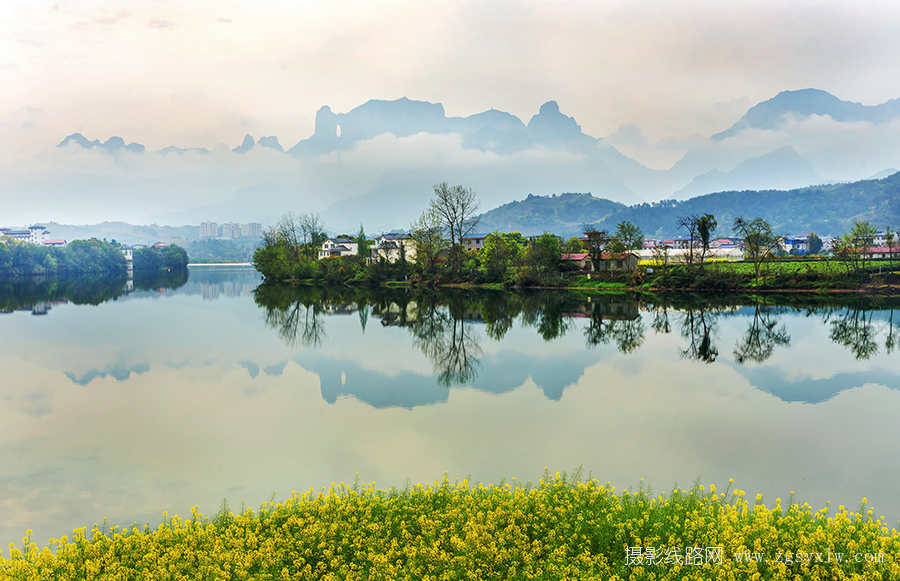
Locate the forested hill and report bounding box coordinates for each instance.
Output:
[477,171,900,238]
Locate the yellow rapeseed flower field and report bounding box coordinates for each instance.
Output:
[1,472,897,580]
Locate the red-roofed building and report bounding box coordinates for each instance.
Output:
[560,252,591,270]
[865,246,899,259]
[561,252,639,272]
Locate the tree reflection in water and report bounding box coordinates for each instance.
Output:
[408,295,482,387]
[829,308,879,360]
[649,303,672,335]
[268,301,326,349]
[733,302,791,364]
[886,308,898,354]
[253,284,900,380]
[678,308,719,363]
[0,269,188,312]
[648,296,724,363]
[253,284,328,349]
[584,301,645,353]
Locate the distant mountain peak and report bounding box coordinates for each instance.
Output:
[258,136,284,153]
[287,97,602,157]
[57,132,145,153]
[672,145,820,199]
[232,134,256,154]
[712,88,900,140]
[58,132,100,149]
[526,101,595,149]
[538,101,561,115]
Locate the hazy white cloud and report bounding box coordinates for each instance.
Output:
[146,19,174,29]
[323,132,587,171]
[606,123,647,147]
[91,9,131,26]
[0,144,313,224]
[1,0,899,223]
[708,115,900,179]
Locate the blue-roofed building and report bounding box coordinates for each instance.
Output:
[782,234,810,255]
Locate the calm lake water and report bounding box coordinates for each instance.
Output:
[2,265,900,550]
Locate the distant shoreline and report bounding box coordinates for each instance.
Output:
[187,262,254,267]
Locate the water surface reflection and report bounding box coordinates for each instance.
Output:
[2,272,900,552]
[254,285,900,403]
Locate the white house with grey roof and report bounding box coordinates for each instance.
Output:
[369,232,417,263]
[318,237,359,259]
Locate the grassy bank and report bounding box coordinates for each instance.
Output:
[263,252,900,294]
[566,260,900,294]
[3,473,897,580]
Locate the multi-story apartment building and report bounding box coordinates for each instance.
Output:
[241,223,263,238]
[220,222,241,239]
[200,221,262,239]
[200,221,218,239]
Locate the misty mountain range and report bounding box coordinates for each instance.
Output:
[40,169,900,246]
[49,88,900,232]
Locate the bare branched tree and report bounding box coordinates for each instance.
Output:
[733,217,783,280]
[272,211,326,260]
[676,214,700,264]
[429,183,480,277]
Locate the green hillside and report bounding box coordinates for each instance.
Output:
[478,172,900,238]
[476,193,627,235]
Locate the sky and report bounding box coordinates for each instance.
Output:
[3,0,900,225]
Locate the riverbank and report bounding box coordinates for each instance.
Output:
[281,273,900,295]
[263,254,899,294]
[2,473,896,580]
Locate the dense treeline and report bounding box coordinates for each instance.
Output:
[0,238,126,276]
[253,184,598,287]
[133,245,189,271]
[0,238,189,277]
[254,228,581,287]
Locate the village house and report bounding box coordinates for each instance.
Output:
[369,233,417,263]
[461,234,488,252]
[594,252,640,272]
[561,252,639,272]
[638,245,744,262]
[670,235,698,250]
[781,234,810,254]
[864,246,899,259]
[560,252,592,270]
[318,237,359,259]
